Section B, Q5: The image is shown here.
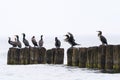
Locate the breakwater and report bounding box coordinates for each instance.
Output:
[7,47,64,65]
[67,45,120,73]
[7,45,120,73]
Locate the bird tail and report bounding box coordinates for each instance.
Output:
[106,42,108,45]
[75,42,80,46]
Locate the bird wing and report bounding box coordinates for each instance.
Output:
[32,38,38,45]
[100,35,107,44]
[58,40,61,46]
[24,39,29,46]
[39,40,43,47]
[55,39,61,47]
[68,32,75,41]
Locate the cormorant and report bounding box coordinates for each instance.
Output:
[8,37,17,47]
[15,35,22,48]
[31,36,38,47]
[64,32,80,47]
[68,32,75,42]
[39,35,43,48]
[97,31,108,45]
[55,37,61,48]
[22,33,30,47]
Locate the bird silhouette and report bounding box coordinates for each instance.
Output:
[39,35,44,48]
[64,32,80,47]
[22,33,30,47]
[8,37,17,47]
[15,35,22,48]
[97,31,108,45]
[31,36,38,47]
[55,37,61,48]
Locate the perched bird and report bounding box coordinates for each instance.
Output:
[39,35,43,48]
[97,31,108,45]
[22,33,30,47]
[31,36,38,47]
[64,32,80,47]
[55,37,61,48]
[8,37,17,47]
[15,35,22,48]
[68,32,75,42]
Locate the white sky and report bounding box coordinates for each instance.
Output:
[0,0,120,37]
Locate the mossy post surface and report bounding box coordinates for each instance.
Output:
[53,48,64,64]
[67,48,73,66]
[7,48,11,64]
[72,48,79,66]
[113,45,120,72]
[33,47,40,64]
[98,45,106,70]
[86,47,93,68]
[46,49,54,64]
[105,45,113,72]
[67,48,79,66]
[19,48,24,64]
[29,47,34,64]
[92,47,98,68]
[79,48,87,68]
[7,48,20,64]
[7,48,13,64]
[19,48,30,64]
[24,48,30,64]
[38,47,46,64]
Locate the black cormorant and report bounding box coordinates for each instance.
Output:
[64,32,80,47]
[22,33,30,47]
[39,35,43,48]
[31,36,38,47]
[8,37,17,47]
[55,37,61,48]
[97,31,108,45]
[15,35,22,48]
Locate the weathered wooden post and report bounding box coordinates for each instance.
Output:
[67,48,72,66]
[29,47,34,64]
[29,47,40,64]
[86,47,93,68]
[19,48,24,64]
[113,45,120,72]
[33,47,39,64]
[14,48,20,64]
[7,48,20,64]
[79,48,87,68]
[67,48,79,66]
[52,48,64,64]
[98,45,106,70]
[19,48,30,64]
[38,47,46,64]
[105,45,113,72]
[7,48,12,64]
[92,46,98,68]
[46,49,54,64]
[72,48,79,66]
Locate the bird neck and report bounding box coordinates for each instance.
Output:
[98,33,102,37]
[8,38,11,43]
[17,37,19,41]
[23,36,25,40]
[41,36,43,40]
